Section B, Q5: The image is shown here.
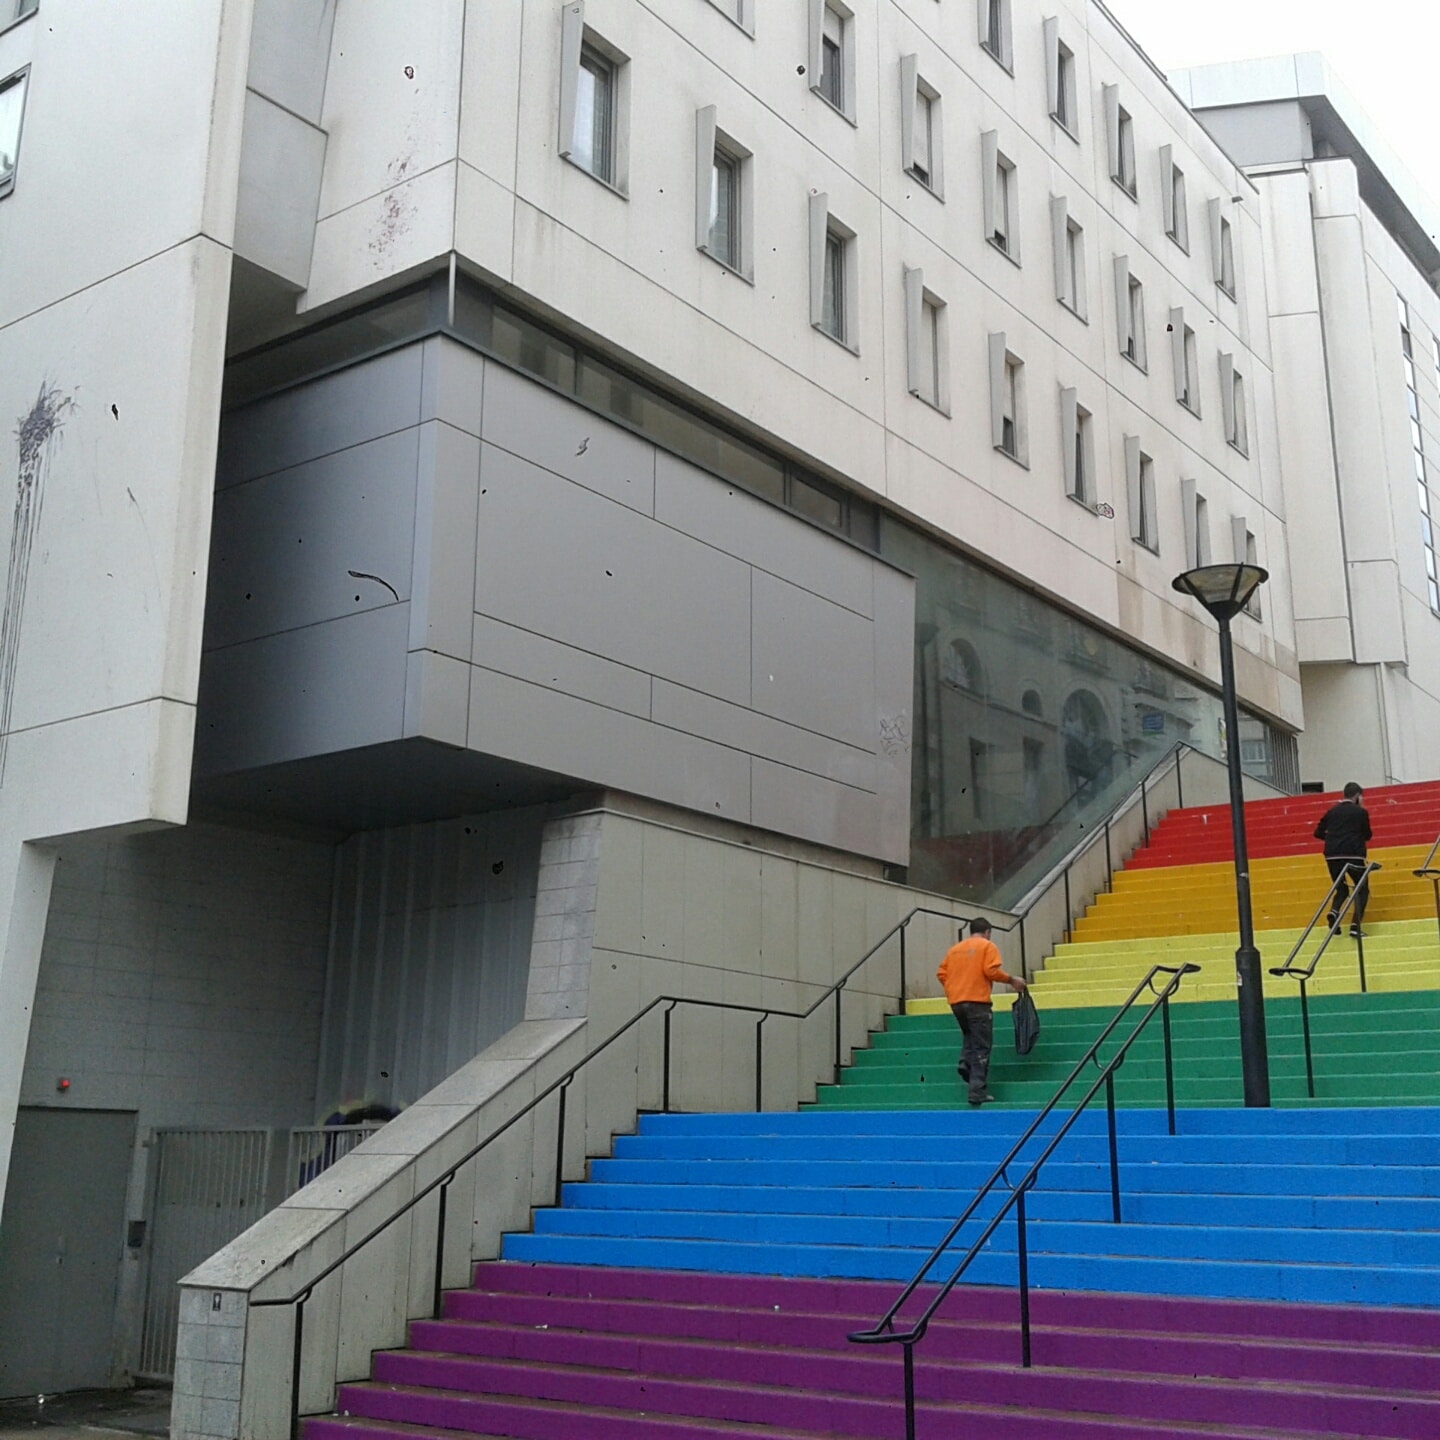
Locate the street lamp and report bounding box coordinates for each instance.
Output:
[1172,562,1271,1108]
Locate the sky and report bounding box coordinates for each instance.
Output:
[1102,0,1440,220]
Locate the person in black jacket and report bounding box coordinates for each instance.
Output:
[1314,782,1373,938]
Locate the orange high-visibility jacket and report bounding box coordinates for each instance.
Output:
[937,936,1007,1005]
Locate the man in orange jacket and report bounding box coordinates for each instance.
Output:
[937,917,1028,1107]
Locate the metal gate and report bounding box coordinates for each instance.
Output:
[285,1124,382,1197]
[138,1128,273,1380]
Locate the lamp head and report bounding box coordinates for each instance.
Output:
[1172,563,1268,622]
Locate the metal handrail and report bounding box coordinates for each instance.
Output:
[1412,833,1440,952]
[1268,856,1382,1099]
[848,962,1201,1440]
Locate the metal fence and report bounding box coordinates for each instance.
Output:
[285,1125,384,1197]
[138,1128,273,1380]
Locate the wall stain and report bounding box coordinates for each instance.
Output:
[1,382,76,783]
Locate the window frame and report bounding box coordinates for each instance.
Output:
[704,0,753,34]
[1220,353,1249,455]
[1114,256,1148,372]
[1051,196,1086,320]
[1182,479,1211,570]
[1233,517,1263,619]
[1170,307,1201,416]
[558,8,630,195]
[979,0,1013,72]
[1043,18,1078,138]
[694,107,753,281]
[900,56,944,199]
[1061,387,1096,508]
[904,266,950,415]
[810,0,856,123]
[1104,86,1137,199]
[1160,146,1188,252]
[1210,199,1238,299]
[0,63,30,201]
[810,193,858,352]
[989,333,1028,466]
[1125,437,1159,552]
[982,131,1021,265]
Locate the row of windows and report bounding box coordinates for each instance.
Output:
[1398,295,1440,614]
[562,9,1242,324]
[0,2,38,198]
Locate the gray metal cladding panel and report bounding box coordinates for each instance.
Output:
[653,451,874,618]
[420,337,487,438]
[650,679,877,791]
[195,606,410,775]
[474,444,752,706]
[481,364,656,515]
[217,344,424,488]
[749,757,887,862]
[470,614,652,719]
[750,570,878,750]
[205,428,420,650]
[468,667,751,822]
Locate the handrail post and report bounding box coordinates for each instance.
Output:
[553,1079,570,1210]
[1356,927,1368,994]
[1175,746,1184,809]
[1161,993,1176,1138]
[1141,773,1150,845]
[432,1178,450,1317]
[754,1015,766,1113]
[1104,819,1113,888]
[902,1341,917,1440]
[289,1298,305,1440]
[1017,1184,1032,1369]
[1106,1072,1121,1224]
[662,1004,674,1114]
[1299,978,1315,1100]
[1063,867,1072,945]
[899,923,908,1007]
[1018,916,1028,984]
[834,982,845,1083]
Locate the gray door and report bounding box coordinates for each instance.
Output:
[0,1107,136,1398]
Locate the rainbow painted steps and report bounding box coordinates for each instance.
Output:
[816,989,1440,1109]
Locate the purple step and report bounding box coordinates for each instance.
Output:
[297,1264,1440,1440]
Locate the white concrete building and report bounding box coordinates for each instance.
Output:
[1174,54,1440,790]
[0,0,1310,1407]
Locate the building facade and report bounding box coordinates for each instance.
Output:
[1174,54,1440,789]
[0,0,1318,1395]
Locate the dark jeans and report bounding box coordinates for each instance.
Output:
[950,1001,994,1101]
[1326,857,1369,927]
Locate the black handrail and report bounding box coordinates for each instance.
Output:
[1412,833,1440,953]
[848,962,1200,1440]
[1268,856,1382,1099]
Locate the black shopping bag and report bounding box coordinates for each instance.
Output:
[1012,991,1040,1055]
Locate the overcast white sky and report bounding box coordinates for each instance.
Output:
[1103,0,1440,218]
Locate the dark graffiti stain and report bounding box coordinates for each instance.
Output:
[1,382,76,782]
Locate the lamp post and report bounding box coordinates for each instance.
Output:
[1172,562,1271,1108]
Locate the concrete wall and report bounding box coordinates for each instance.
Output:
[20,821,333,1385]
[200,339,916,864]
[0,0,253,1208]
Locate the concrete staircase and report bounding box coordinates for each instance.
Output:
[302,784,1440,1439]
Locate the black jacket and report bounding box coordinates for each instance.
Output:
[1314,800,1372,860]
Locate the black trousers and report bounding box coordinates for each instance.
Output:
[1326,857,1369,926]
[950,1001,994,1101]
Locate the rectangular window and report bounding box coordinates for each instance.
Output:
[1220,356,1249,454]
[9,0,37,22]
[989,333,1027,464]
[1061,388,1094,505]
[1044,19,1078,136]
[1162,149,1189,251]
[1105,87,1137,197]
[905,267,949,414]
[900,57,944,197]
[983,131,1020,263]
[1218,215,1236,297]
[1171,308,1200,414]
[1182,480,1210,568]
[1125,438,1158,551]
[705,0,752,32]
[809,193,856,350]
[1114,256,1146,369]
[559,9,629,193]
[1051,198,1085,318]
[0,66,28,198]
[981,0,1012,70]
[1195,492,1211,565]
[1234,522,1262,619]
[695,107,752,278]
[810,1,854,119]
